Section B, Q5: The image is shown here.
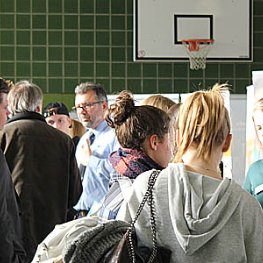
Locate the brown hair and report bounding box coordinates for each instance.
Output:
[141,94,176,112]
[0,78,13,104]
[105,91,170,149]
[174,83,231,162]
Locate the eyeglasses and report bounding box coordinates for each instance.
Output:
[72,101,103,111]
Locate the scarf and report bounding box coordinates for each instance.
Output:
[109,148,163,179]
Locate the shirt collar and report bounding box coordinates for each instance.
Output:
[7,111,46,124]
[87,120,108,136]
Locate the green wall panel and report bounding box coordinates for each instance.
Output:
[0,0,261,106]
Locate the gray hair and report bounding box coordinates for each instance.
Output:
[74,82,108,102]
[8,80,43,115]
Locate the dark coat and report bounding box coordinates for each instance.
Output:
[0,112,82,262]
[0,149,26,263]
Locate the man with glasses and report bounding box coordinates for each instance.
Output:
[73,82,119,217]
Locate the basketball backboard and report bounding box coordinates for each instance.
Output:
[134,0,252,61]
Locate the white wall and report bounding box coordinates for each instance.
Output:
[230,94,247,185]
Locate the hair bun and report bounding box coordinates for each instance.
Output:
[106,91,135,128]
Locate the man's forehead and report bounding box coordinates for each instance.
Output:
[75,90,96,102]
[46,114,68,120]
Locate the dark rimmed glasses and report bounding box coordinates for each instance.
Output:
[72,101,103,111]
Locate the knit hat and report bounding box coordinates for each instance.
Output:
[43,102,69,118]
[62,220,130,263]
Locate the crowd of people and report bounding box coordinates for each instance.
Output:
[0,78,263,262]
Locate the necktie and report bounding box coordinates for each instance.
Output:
[89,132,95,145]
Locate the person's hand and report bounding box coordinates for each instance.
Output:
[54,255,63,263]
[79,138,92,166]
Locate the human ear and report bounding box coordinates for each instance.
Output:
[149,134,158,151]
[68,117,72,128]
[102,100,108,111]
[222,133,232,152]
[36,105,42,113]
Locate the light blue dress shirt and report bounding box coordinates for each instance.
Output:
[74,121,119,213]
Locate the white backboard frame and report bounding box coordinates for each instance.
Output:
[134,0,252,62]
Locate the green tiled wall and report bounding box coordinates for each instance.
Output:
[0,0,262,108]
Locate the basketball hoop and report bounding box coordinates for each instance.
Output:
[182,39,214,70]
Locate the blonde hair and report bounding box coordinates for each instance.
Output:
[174,83,231,162]
[252,98,263,148]
[69,119,86,138]
[252,98,263,119]
[167,103,182,155]
[141,94,176,112]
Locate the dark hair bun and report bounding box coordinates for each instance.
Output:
[106,91,135,128]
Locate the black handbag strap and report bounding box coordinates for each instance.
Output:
[127,169,161,263]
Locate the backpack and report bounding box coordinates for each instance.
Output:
[98,177,133,219]
[31,216,111,263]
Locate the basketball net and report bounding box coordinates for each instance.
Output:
[182,39,214,70]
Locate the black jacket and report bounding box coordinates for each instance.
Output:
[0,149,26,262]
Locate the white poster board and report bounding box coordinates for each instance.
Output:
[245,71,263,173]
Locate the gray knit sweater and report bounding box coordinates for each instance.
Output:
[117,163,263,263]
